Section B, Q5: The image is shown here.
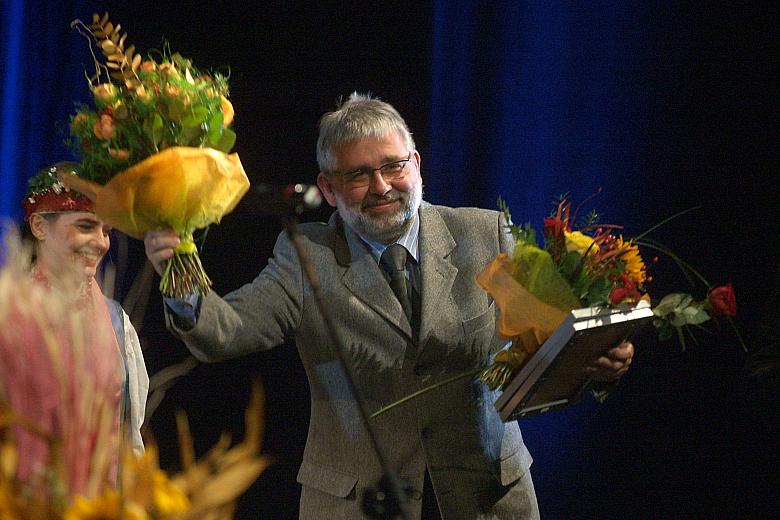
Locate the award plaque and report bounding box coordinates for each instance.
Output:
[495,301,654,421]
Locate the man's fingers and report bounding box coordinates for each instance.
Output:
[605,341,634,361]
[144,230,180,276]
[592,355,629,372]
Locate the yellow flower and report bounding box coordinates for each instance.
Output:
[152,469,190,516]
[64,490,117,520]
[616,236,646,284]
[564,230,598,256]
[64,490,150,520]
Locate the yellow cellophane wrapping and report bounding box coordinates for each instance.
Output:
[92,146,249,239]
[475,253,569,368]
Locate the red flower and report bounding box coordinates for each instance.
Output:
[609,274,642,305]
[709,283,737,318]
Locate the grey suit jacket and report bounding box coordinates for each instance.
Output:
[167,202,537,519]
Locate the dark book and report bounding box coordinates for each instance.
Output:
[495,301,654,421]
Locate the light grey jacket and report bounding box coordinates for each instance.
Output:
[166,203,537,519]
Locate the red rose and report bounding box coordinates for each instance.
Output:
[709,283,737,318]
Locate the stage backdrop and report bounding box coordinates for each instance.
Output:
[1,1,776,518]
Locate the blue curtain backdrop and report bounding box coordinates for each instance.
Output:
[428,2,651,515]
[426,2,775,518]
[0,0,94,221]
[429,1,651,222]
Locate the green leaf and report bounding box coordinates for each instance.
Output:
[669,312,688,327]
[584,276,612,307]
[143,114,164,147]
[181,106,208,129]
[653,293,693,317]
[166,100,183,123]
[207,111,224,145]
[681,306,710,326]
[558,251,582,280]
[653,318,673,342]
[213,127,236,153]
[512,242,580,311]
[181,125,202,145]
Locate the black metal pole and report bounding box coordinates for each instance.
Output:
[283,215,412,520]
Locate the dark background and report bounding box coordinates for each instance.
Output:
[1,1,778,518]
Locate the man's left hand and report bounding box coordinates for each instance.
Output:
[586,341,634,382]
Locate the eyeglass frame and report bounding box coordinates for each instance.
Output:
[330,152,413,187]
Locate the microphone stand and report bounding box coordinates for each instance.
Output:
[282,213,413,520]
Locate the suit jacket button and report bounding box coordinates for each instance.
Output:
[413,364,426,376]
[421,427,432,439]
[411,489,423,501]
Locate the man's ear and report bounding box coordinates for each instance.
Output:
[28,213,48,241]
[316,172,339,208]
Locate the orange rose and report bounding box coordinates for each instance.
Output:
[221,96,234,127]
[140,60,157,73]
[92,83,117,105]
[71,112,90,130]
[93,114,115,140]
[158,62,178,78]
[108,148,130,160]
[134,85,153,103]
[163,84,182,98]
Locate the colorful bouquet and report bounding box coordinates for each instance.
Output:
[476,196,743,390]
[64,13,249,297]
[370,195,743,418]
[0,231,270,520]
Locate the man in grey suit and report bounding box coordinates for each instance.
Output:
[145,93,634,519]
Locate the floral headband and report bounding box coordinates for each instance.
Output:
[22,162,95,219]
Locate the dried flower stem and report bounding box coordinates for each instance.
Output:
[370,368,483,418]
[159,251,212,298]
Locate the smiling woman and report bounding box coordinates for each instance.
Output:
[10,161,149,497]
[28,212,110,281]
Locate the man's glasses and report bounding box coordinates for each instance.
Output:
[335,152,412,188]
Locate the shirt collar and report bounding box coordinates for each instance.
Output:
[354,211,420,264]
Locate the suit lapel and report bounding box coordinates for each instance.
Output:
[418,204,458,348]
[335,214,414,341]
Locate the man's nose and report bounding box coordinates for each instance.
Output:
[368,170,392,195]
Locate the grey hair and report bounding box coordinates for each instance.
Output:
[316,92,416,173]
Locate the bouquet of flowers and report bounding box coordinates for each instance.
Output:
[476,196,743,390]
[0,231,270,520]
[64,13,250,297]
[369,196,742,418]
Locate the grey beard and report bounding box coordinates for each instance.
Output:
[338,183,422,244]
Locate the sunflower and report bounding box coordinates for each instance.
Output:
[616,236,646,284]
[64,490,149,520]
[152,470,190,516]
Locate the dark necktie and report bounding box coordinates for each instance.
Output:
[380,244,413,323]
